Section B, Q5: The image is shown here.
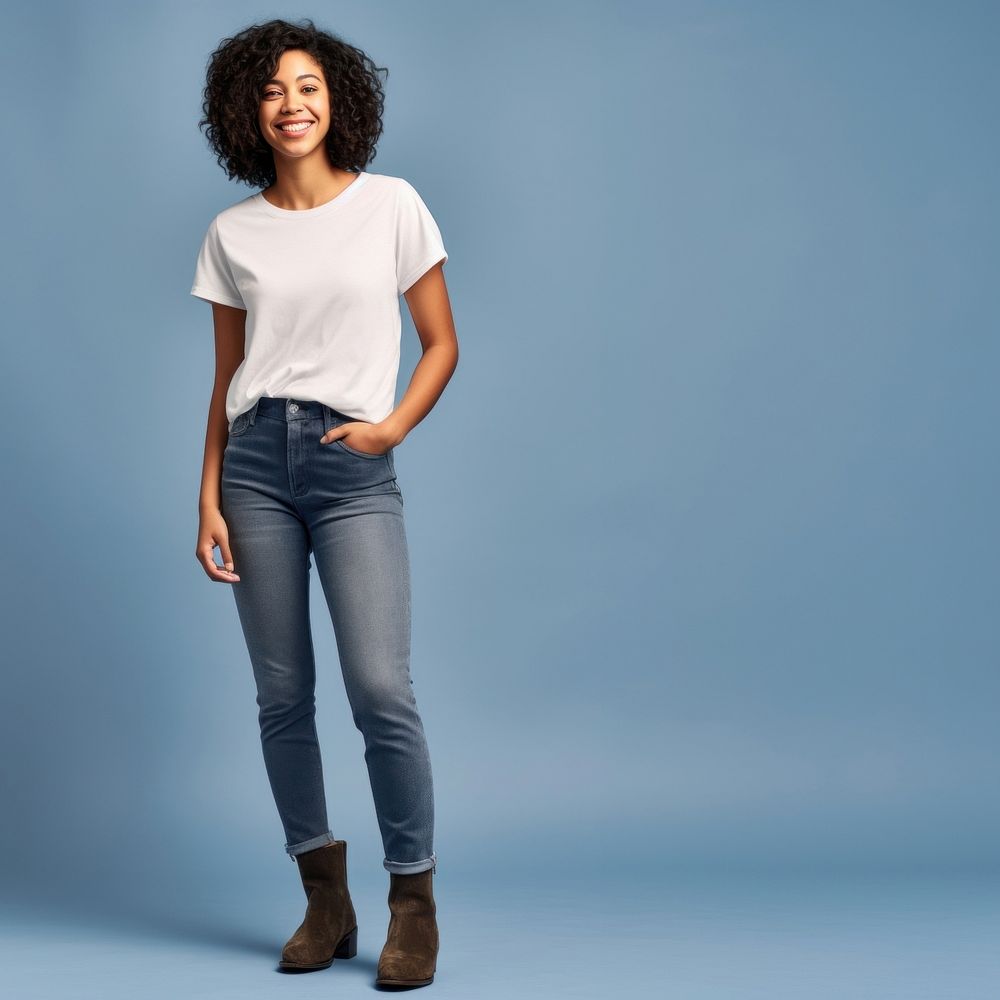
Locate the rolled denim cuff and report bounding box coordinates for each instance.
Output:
[285,831,337,858]
[383,851,436,874]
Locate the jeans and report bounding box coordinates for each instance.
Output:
[220,395,436,874]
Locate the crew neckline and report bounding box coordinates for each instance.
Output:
[255,172,370,218]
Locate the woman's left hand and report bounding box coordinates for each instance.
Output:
[319,421,392,455]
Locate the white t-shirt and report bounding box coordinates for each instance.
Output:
[190,171,448,428]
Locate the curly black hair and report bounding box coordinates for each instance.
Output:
[197,18,387,189]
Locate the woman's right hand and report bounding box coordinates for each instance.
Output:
[197,508,241,583]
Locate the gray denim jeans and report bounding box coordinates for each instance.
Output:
[220,395,436,874]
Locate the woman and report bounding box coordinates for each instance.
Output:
[190,18,455,989]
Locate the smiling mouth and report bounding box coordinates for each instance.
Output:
[275,121,315,135]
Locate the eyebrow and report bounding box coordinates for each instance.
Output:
[264,73,323,86]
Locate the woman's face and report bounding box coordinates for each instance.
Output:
[257,49,332,160]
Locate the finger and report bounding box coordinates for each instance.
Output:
[214,546,239,580]
[196,548,213,576]
[197,543,240,582]
[210,559,240,581]
[197,548,224,579]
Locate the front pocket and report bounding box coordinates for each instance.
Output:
[334,438,388,460]
[229,400,261,437]
[228,411,251,437]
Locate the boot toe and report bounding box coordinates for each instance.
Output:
[280,927,336,968]
[377,953,435,984]
[280,941,329,967]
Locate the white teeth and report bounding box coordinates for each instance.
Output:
[277,122,312,132]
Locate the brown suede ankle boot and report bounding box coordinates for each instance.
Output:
[375,867,439,987]
[279,839,359,971]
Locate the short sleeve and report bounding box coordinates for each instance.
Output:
[190,216,246,309]
[394,180,448,295]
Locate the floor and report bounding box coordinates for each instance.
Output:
[2,867,998,998]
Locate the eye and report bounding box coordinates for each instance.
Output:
[302,86,318,93]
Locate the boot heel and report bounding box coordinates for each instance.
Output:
[334,925,358,959]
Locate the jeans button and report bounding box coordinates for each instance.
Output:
[289,402,299,413]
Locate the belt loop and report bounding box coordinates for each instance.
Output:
[321,403,333,429]
[249,398,260,425]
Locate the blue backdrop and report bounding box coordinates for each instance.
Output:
[2,2,997,997]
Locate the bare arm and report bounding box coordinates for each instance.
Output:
[195,302,247,582]
[319,261,459,453]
